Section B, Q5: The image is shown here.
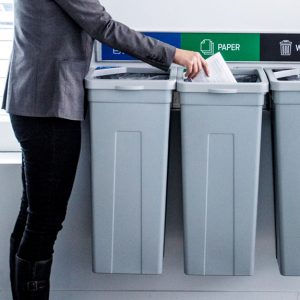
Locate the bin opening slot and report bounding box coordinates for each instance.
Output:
[96,73,169,80]
[278,75,300,81]
[234,74,259,83]
[184,74,260,83]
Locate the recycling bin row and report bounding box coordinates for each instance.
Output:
[84,65,300,276]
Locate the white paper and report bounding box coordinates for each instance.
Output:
[93,66,127,78]
[273,69,300,79]
[193,52,236,83]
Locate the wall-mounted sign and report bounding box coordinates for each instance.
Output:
[101,32,181,61]
[98,32,300,62]
[181,33,260,61]
[260,34,300,61]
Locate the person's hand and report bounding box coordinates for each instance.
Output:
[173,48,209,79]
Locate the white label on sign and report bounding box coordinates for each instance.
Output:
[113,49,124,55]
[279,40,292,56]
[200,39,215,56]
[217,44,240,51]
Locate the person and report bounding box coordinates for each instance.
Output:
[2,0,209,299]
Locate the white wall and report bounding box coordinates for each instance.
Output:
[101,0,300,33]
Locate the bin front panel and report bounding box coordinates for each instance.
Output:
[273,91,300,105]
[205,133,235,274]
[88,89,172,104]
[90,101,170,274]
[113,131,143,271]
[272,103,300,275]
[179,92,265,106]
[181,103,262,275]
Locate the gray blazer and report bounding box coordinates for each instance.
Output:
[2,0,176,120]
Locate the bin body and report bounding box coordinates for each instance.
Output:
[265,68,300,275]
[85,66,176,274]
[178,68,268,275]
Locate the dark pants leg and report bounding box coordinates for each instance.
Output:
[10,114,81,261]
[11,154,28,244]
[9,155,28,299]
[10,114,81,299]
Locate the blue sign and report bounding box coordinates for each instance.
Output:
[101,32,181,61]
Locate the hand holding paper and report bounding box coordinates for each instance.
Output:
[174,48,209,79]
[192,52,236,83]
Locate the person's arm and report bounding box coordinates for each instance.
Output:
[53,0,175,71]
[53,0,209,77]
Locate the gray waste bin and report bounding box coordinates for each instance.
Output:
[265,68,300,276]
[85,66,176,274]
[177,68,268,275]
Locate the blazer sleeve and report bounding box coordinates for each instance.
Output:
[53,0,176,71]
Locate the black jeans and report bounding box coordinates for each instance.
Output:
[10,114,81,261]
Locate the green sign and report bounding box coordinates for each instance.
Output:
[181,33,260,61]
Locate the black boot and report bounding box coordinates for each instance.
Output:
[9,237,20,300]
[15,255,53,300]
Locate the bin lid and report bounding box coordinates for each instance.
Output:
[177,67,269,94]
[265,68,300,91]
[84,66,177,90]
